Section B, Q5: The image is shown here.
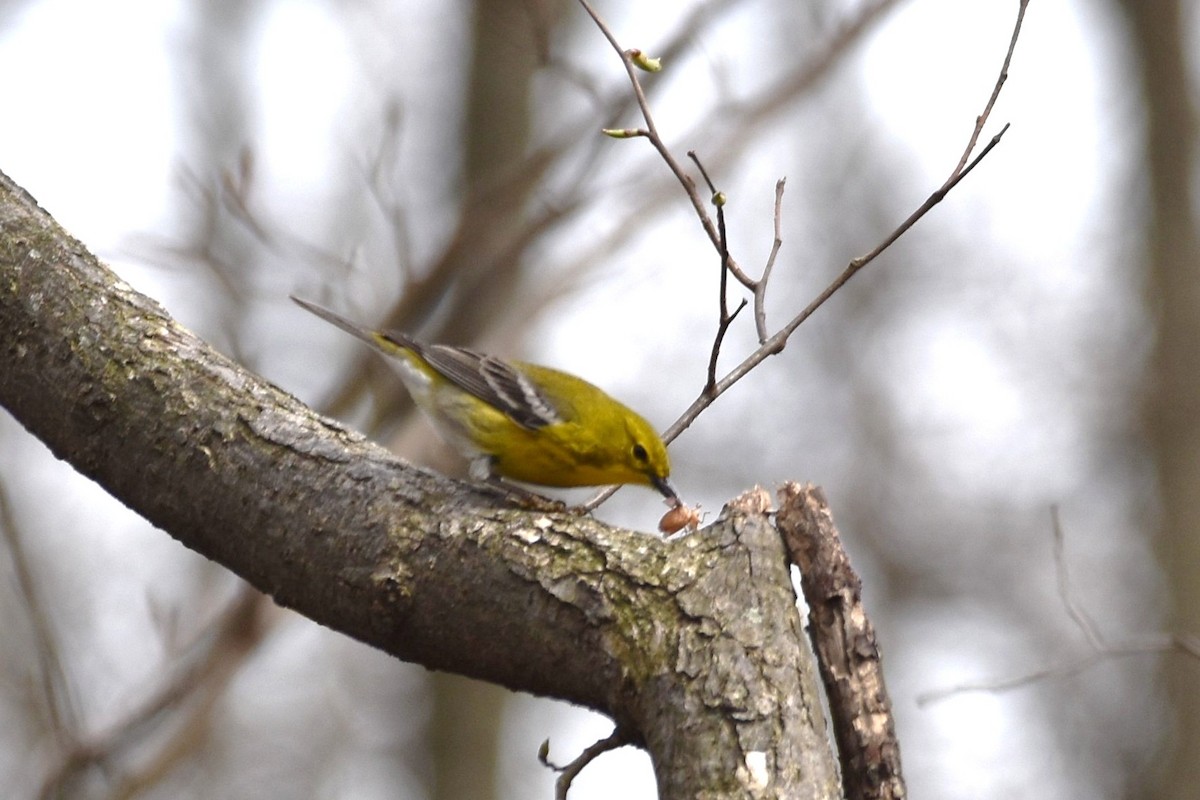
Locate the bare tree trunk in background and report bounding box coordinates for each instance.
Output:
[429,674,509,800]
[1115,1,1200,796]
[428,3,563,799]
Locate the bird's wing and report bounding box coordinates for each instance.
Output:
[416,344,563,430]
[291,296,562,430]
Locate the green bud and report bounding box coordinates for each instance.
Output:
[628,49,663,72]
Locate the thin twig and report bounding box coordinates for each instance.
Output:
[916,638,1177,707]
[579,0,1022,511]
[657,18,1021,446]
[754,178,787,343]
[539,727,633,800]
[1051,505,1104,651]
[688,151,747,394]
[841,123,1010,274]
[951,0,1028,176]
[917,504,1200,707]
[575,0,756,289]
[706,299,748,396]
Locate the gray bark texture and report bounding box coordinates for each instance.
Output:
[0,170,840,799]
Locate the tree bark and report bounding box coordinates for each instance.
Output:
[0,170,840,799]
[1112,2,1200,796]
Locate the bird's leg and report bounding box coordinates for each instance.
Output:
[469,456,576,514]
[479,478,577,514]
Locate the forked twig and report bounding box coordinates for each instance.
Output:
[659,19,1021,445]
[579,0,1027,509]
[575,0,756,289]
[755,178,787,343]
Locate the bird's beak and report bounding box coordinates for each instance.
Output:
[651,475,679,504]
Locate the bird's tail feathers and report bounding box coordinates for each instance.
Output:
[290,295,416,356]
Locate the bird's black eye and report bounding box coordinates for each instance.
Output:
[632,443,649,462]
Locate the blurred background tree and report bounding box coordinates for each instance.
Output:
[0,0,1195,798]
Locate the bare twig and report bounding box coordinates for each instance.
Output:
[915,639,1176,707]
[708,297,749,394]
[539,727,633,800]
[575,0,756,289]
[952,0,1028,176]
[755,178,787,343]
[1051,505,1104,650]
[838,123,1010,277]
[688,151,748,394]
[656,12,1022,447]
[580,1,1024,510]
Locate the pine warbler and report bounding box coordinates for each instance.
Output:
[292,297,677,501]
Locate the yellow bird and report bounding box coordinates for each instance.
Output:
[292,297,677,502]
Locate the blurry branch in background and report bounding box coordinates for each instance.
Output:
[917,507,1200,707]
[580,0,1025,509]
[0,479,78,754]
[706,0,903,165]
[36,586,271,799]
[1051,504,1105,652]
[148,151,359,368]
[258,0,894,428]
[1,487,271,799]
[140,0,898,443]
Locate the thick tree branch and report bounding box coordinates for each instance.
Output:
[778,483,905,800]
[1,171,840,799]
